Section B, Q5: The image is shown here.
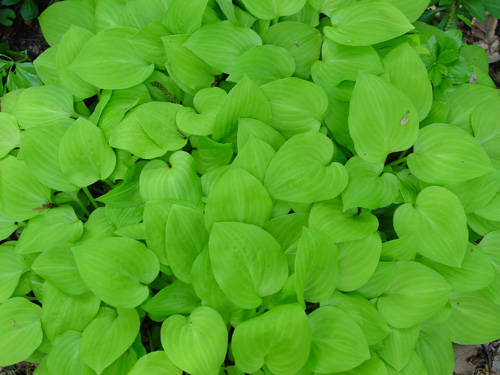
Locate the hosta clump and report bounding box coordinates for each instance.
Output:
[1,0,500,374]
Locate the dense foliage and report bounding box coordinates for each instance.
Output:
[0,0,500,374]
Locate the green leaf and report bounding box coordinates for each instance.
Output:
[309,199,379,243]
[324,0,414,46]
[45,331,96,375]
[447,291,500,344]
[349,71,418,163]
[237,118,286,153]
[240,0,307,19]
[38,0,94,46]
[306,306,370,373]
[415,323,454,375]
[393,186,468,267]
[72,237,159,308]
[183,20,261,73]
[388,0,430,22]
[190,136,234,175]
[408,123,495,184]
[0,246,26,303]
[232,137,275,183]
[97,162,145,208]
[118,0,168,29]
[264,132,348,204]
[381,234,417,261]
[0,210,17,242]
[0,298,43,366]
[0,156,51,222]
[33,46,60,85]
[69,28,154,90]
[129,22,170,70]
[342,156,399,210]
[357,261,396,299]
[472,96,500,163]
[209,222,288,309]
[40,282,100,342]
[0,113,19,158]
[161,306,227,375]
[94,0,126,33]
[261,77,328,138]
[477,231,500,272]
[79,307,140,374]
[143,200,175,265]
[205,167,273,231]
[295,227,338,306]
[110,102,185,159]
[59,118,116,187]
[164,0,208,34]
[332,351,387,375]
[17,206,83,254]
[376,324,420,371]
[127,351,181,375]
[377,261,451,328]
[232,304,311,375]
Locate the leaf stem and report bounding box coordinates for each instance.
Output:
[386,155,408,168]
[66,191,90,216]
[82,187,99,210]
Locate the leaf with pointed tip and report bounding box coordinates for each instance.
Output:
[261,78,328,138]
[332,351,387,375]
[237,118,286,152]
[232,137,275,182]
[307,306,370,373]
[31,246,89,295]
[40,282,100,342]
[475,190,500,221]
[33,46,60,85]
[209,222,288,309]
[389,0,429,22]
[0,156,51,222]
[0,211,17,242]
[376,324,420,371]
[129,22,170,70]
[46,330,96,375]
[357,261,396,299]
[264,133,348,204]
[349,71,418,163]
[381,234,417,261]
[75,208,114,245]
[139,152,201,205]
[69,28,154,90]
[117,0,168,29]
[213,75,272,141]
[161,306,227,375]
[394,186,468,267]
[0,113,19,158]
[205,167,272,231]
[127,351,182,375]
[240,0,307,19]
[415,323,454,375]
[143,200,178,265]
[190,136,233,175]
[408,123,495,184]
[0,246,26,303]
[165,0,208,34]
[0,298,43,366]
[309,199,379,243]
[377,261,451,328]
[232,304,311,375]
[477,231,500,272]
[94,0,126,33]
[72,237,159,308]
[324,0,413,46]
[472,97,500,163]
[79,307,140,374]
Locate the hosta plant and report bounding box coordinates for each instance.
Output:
[0,0,500,374]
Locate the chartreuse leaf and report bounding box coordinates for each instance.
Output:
[477,231,500,272]
[447,291,500,344]
[228,45,295,85]
[336,233,381,291]
[322,291,390,346]
[263,22,321,79]
[72,237,159,308]
[261,78,328,138]
[475,189,500,221]
[357,261,396,299]
[176,87,227,136]
[237,118,286,152]
[342,156,399,210]
[232,304,311,375]
[472,96,500,163]
[309,199,379,243]
[381,234,417,261]
[139,152,202,205]
[118,0,168,29]
[164,0,208,34]
[110,102,185,159]
[31,246,89,295]
[0,156,51,222]
[75,208,114,245]
[97,162,145,208]
[161,306,227,375]
[143,200,176,265]
[415,324,454,375]
[307,306,370,373]
[385,352,427,375]
[394,186,468,267]
[408,124,495,184]
[11,84,75,129]
[349,72,418,163]
[232,137,275,183]
[69,28,154,90]
[166,205,208,283]
[389,0,429,22]
[205,167,273,231]
[240,0,307,19]
[20,125,78,192]
[127,351,181,375]
[38,0,94,46]
[93,0,125,33]
[0,298,43,366]
[209,222,288,309]
[324,0,413,46]
[376,324,420,371]
[79,307,140,374]
[0,246,26,303]
[213,75,272,141]
[184,21,261,73]
[0,113,19,158]
[129,22,170,70]
[17,206,83,254]
[56,25,98,99]
[333,351,387,375]
[0,211,17,242]
[377,261,451,328]
[264,133,348,204]
[40,282,100,342]
[382,43,432,121]
[295,227,338,306]
[59,118,116,187]
[190,136,233,175]
[33,46,60,84]
[162,35,219,95]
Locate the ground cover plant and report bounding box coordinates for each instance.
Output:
[0,0,500,374]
